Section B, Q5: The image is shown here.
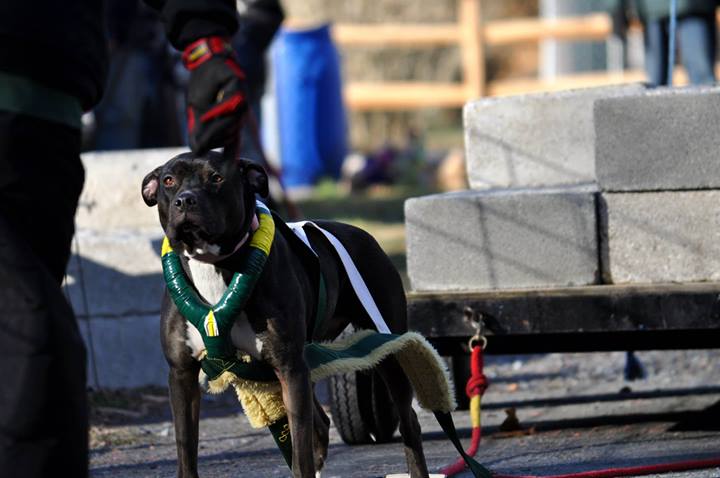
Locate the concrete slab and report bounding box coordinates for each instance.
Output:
[595,86,720,191]
[78,147,185,230]
[64,228,165,318]
[68,149,184,389]
[405,186,600,292]
[599,190,720,284]
[79,314,167,389]
[464,83,645,190]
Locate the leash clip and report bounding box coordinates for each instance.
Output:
[464,306,487,350]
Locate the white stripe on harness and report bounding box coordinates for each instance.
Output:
[287,221,392,335]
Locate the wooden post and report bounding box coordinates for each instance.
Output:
[459,0,485,100]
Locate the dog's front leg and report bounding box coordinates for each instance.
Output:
[168,364,201,478]
[278,361,316,477]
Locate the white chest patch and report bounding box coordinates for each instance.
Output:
[185,259,263,360]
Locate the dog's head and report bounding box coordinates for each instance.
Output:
[141,151,268,257]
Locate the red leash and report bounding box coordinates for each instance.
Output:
[440,336,720,477]
[440,338,487,477]
[492,457,720,478]
[243,110,301,220]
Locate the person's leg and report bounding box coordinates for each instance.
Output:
[678,14,717,85]
[0,112,84,282]
[272,28,324,190]
[643,19,670,86]
[0,111,88,477]
[93,50,150,150]
[314,28,347,180]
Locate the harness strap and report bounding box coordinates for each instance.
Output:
[312,273,327,340]
[434,412,492,478]
[268,416,293,468]
[287,220,391,334]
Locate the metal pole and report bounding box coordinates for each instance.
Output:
[667,0,677,84]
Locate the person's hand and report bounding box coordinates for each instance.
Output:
[182,37,247,155]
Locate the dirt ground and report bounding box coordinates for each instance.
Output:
[88,348,720,477]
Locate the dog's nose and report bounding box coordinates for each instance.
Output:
[174,191,197,211]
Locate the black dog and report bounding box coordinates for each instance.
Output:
[141,151,430,478]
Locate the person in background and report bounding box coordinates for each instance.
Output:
[640,0,718,86]
[93,0,184,150]
[612,0,718,86]
[231,0,284,166]
[0,0,249,476]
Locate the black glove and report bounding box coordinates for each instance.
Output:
[182,36,247,154]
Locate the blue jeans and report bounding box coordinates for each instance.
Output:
[644,13,717,86]
[272,24,347,188]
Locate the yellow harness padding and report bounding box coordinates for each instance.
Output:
[203,330,456,429]
[250,208,274,256]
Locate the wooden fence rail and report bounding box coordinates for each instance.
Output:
[318,1,712,110]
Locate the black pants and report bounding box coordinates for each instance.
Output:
[0,111,88,477]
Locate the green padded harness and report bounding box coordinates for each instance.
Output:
[161,200,276,378]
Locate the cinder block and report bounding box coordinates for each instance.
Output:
[405,186,599,292]
[599,191,720,283]
[464,84,645,190]
[64,229,165,318]
[80,315,168,389]
[78,147,186,230]
[595,86,720,191]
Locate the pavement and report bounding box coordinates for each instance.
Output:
[88,348,720,478]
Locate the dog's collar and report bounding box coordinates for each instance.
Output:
[187,214,260,264]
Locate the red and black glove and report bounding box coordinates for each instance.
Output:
[182,36,247,155]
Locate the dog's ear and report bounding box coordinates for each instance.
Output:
[141,166,162,207]
[242,161,269,198]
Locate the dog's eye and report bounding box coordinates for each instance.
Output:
[163,176,175,187]
[211,174,224,184]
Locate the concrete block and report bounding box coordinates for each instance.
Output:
[80,315,168,389]
[64,229,165,318]
[600,191,720,284]
[69,148,185,389]
[595,86,720,191]
[464,83,645,190]
[405,186,599,291]
[78,147,186,230]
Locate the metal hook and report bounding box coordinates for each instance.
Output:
[464,306,487,350]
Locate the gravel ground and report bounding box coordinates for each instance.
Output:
[89,349,720,477]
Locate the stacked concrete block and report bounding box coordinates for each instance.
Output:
[406,85,652,293]
[464,83,645,190]
[405,186,599,292]
[598,191,720,284]
[68,147,185,388]
[65,229,165,319]
[595,86,720,192]
[77,147,185,230]
[410,84,720,291]
[594,86,720,285]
